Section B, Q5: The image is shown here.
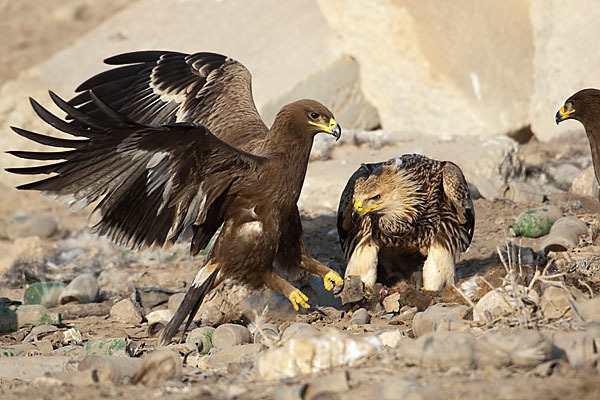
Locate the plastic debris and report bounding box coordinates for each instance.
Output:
[540,216,588,253]
[78,354,143,383]
[257,328,381,379]
[186,326,215,354]
[0,304,61,333]
[59,274,100,305]
[24,282,65,308]
[508,205,562,238]
[84,337,135,357]
[212,323,251,348]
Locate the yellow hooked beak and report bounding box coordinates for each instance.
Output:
[353,200,381,215]
[309,117,341,140]
[555,105,575,124]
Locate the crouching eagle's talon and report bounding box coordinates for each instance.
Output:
[323,270,344,291]
[288,289,310,311]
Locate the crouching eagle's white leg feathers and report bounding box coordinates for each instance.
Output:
[344,238,379,287]
[422,243,456,290]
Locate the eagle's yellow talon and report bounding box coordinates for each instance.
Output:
[323,271,344,291]
[288,289,310,311]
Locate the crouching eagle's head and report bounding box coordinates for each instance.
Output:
[352,162,423,223]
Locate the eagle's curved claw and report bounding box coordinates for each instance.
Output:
[323,271,344,291]
[288,289,310,311]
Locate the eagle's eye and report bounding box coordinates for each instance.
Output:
[310,112,320,120]
[370,194,381,201]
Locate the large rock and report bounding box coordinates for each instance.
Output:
[0,0,378,187]
[316,0,533,138]
[529,0,600,141]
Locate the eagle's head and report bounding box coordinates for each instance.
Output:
[352,165,422,223]
[278,99,341,140]
[556,88,600,126]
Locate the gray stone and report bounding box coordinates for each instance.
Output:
[551,163,582,187]
[570,296,600,323]
[0,357,78,380]
[281,322,320,342]
[540,286,571,319]
[168,292,186,314]
[570,166,599,198]
[401,331,475,370]
[303,370,349,399]
[474,178,500,201]
[500,181,546,203]
[205,343,265,368]
[475,331,553,369]
[412,303,471,337]
[130,350,182,386]
[109,299,143,325]
[350,308,370,325]
[6,214,57,239]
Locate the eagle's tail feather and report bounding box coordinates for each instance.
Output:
[159,263,221,345]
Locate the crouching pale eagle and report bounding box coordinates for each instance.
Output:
[7,51,344,345]
[337,154,475,291]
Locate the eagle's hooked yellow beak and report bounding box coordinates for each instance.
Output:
[353,200,381,216]
[309,118,341,141]
[555,105,575,125]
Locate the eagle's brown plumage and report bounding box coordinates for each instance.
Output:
[337,154,474,290]
[556,88,600,197]
[7,51,344,345]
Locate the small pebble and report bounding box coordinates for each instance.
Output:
[281,322,320,341]
[110,299,143,325]
[350,308,370,325]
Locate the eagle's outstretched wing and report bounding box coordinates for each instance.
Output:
[7,91,265,255]
[69,51,268,148]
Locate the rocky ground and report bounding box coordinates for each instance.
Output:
[2,130,600,400]
[2,1,600,399]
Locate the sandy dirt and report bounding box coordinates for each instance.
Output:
[1,2,600,399]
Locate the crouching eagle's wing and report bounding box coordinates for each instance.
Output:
[69,50,268,148]
[441,161,475,251]
[336,161,383,260]
[6,91,265,255]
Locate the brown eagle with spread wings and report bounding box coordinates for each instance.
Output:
[337,154,474,291]
[6,51,344,345]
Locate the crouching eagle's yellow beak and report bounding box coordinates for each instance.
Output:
[353,200,381,215]
[309,118,341,140]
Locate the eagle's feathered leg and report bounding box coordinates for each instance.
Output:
[422,242,455,290]
[344,236,379,288]
[265,269,310,311]
[276,208,343,292]
[159,260,222,345]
